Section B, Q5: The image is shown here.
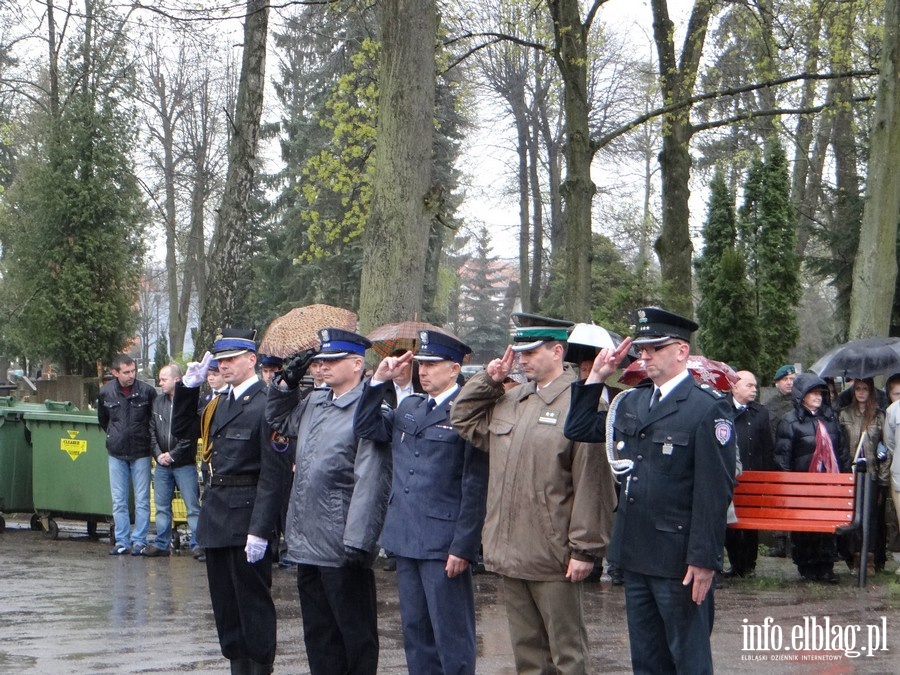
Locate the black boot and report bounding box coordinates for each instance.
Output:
[230,659,252,675]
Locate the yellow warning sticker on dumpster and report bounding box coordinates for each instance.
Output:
[60,430,87,460]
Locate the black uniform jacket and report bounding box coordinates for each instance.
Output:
[172,380,290,549]
[565,377,736,578]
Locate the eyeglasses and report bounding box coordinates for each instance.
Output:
[637,341,683,355]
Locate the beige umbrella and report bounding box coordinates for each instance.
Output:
[366,321,459,359]
[259,304,358,358]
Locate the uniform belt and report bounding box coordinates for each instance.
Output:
[210,473,259,487]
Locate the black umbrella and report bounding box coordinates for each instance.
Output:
[809,337,900,379]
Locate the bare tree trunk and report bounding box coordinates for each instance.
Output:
[651,0,714,317]
[528,120,544,311]
[514,82,531,312]
[196,0,268,353]
[849,0,900,339]
[549,0,596,321]
[358,0,436,332]
[790,4,823,255]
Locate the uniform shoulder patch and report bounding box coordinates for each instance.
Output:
[714,418,734,446]
[697,383,725,398]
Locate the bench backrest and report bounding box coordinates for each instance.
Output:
[730,470,856,533]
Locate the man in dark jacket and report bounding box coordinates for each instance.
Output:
[173,330,291,675]
[143,364,201,558]
[724,370,775,577]
[565,307,736,675]
[354,331,488,674]
[98,354,157,556]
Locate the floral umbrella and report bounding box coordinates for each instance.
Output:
[259,304,358,358]
[367,321,460,359]
[618,355,740,391]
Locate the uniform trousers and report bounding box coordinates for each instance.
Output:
[724,528,759,575]
[502,576,589,675]
[396,556,476,675]
[623,570,714,675]
[296,563,379,675]
[205,546,276,666]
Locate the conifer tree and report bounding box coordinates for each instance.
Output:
[459,228,509,363]
[738,141,800,382]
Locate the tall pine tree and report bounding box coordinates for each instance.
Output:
[738,141,800,382]
[696,170,760,371]
[458,228,509,363]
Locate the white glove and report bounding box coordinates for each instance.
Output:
[183,352,213,388]
[245,534,268,563]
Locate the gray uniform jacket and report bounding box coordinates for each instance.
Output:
[267,381,391,567]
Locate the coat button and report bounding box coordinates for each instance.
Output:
[414,452,420,457]
[636,454,643,461]
[677,525,683,531]
[640,433,646,439]
[628,497,635,503]
[404,488,410,493]
[632,476,638,482]
[409,469,414,475]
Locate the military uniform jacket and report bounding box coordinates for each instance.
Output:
[171,380,290,549]
[267,381,391,566]
[450,369,617,581]
[566,377,736,578]
[353,381,488,562]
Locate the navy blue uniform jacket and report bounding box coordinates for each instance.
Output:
[172,381,290,549]
[565,378,736,577]
[353,382,488,562]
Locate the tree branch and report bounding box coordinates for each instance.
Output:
[590,70,877,151]
[689,96,874,135]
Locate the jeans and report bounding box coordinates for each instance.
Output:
[153,463,201,549]
[108,455,151,548]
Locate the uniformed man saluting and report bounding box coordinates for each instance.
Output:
[564,307,736,675]
[354,329,488,675]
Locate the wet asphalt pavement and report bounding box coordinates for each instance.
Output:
[1,517,899,674]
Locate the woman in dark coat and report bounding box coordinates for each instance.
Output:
[775,373,850,583]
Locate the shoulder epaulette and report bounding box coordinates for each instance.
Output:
[697,382,725,399]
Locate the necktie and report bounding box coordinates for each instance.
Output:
[649,388,662,411]
[426,398,436,414]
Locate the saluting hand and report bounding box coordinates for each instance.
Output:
[585,337,634,385]
[486,346,516,383]
[373,351,414,383]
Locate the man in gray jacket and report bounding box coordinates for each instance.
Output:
[267,328,391,675]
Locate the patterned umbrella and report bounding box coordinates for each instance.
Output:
[259,304,358,358]
[367,321,460,359]
[618,355,740,391]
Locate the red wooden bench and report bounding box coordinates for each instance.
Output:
[729,470,856,533]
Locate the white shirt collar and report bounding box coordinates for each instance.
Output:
[429,384,459,409]
[230,374,259,400]
[655,369,691,402]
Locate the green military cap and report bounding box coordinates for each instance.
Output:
[510,312,574,352]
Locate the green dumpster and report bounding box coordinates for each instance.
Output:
[0,397,53,532]
[24,403,115,539]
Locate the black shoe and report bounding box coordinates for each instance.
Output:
[142,544,170,557]
[817,570,839,584]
